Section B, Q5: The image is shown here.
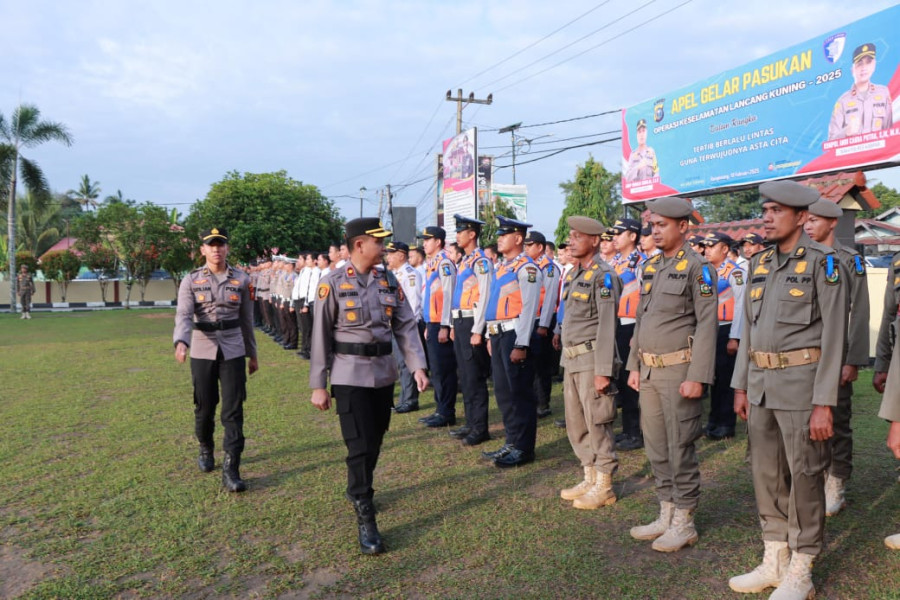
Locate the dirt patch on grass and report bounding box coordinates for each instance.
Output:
[0,545,61,599]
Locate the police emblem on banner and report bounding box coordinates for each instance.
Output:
[823,33,846,64]
[654,99,665,123]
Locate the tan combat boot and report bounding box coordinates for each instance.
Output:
[651,507,699,552]
[20,312,26,320]
[768,552,815,600]
[630,501,674,540]
[824,473,845,517]
[728,540,790,593]
[25,311,31,319]
[886,533,900,549]
[573,469,616,510]
[560,466,595,501]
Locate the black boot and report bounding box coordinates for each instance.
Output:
[198,444,214,473]
[348,496,385,555]
[222,452,247,492]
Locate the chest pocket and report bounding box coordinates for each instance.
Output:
[378,293,397,321]
[776,285,813,325]
[192,287,212,304]
[656,279,688,314]
[339,298,365,327]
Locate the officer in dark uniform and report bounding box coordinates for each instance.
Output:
[309,217,428,555]
[449,214,494,445]
[481,216,543,467]
[173,227,258,492]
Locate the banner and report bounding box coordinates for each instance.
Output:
[492,183,527,221]
[442,128,477,241]
[477,155,493,216]
[621,5,900,202]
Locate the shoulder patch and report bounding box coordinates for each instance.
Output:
[853,255,866,276]
[318,283,330,299]
[733,271,744,286]
[441,264,452,277]
[822,256,840,286]
[476,260,489,275]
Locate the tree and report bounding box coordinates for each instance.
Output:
[159,224,197,294]
[67,174,101,212]
[186,171,342,263]
[860,182,900,219]
[0,104,72,310]
[693,189,760,223]
[554,156,622,244]
[41,249,81,302]
[15,192,63,257]
[78,243,118,302]
[478,196,518,246]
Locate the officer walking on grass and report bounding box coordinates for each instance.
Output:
[730,182,847,600]
[17,264,36,319]
[309,218,428,555]
[173,227,258,493]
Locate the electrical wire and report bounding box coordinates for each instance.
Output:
[493,136,622,168]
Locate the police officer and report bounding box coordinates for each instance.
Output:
[700,231,745,440]
[741,232,767,260]
[419,226,459,427]
[309,218,428,555]
[173,227,259,492]
[556,216,622,509]
[626,196,718,553]
[828,43,893,140]
[625,118,658,182]
[873,253,900,394]
[609,218,646,451]
[17,264,36,319]
[730,181,847,599]
[386,241,423,414]
[803,198,869,517]
[449,215,494,445]
[481,216,543,467]
[524,230,559,419]
[879,324,900,551]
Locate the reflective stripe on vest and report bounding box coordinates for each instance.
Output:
[613,250,645,319]
[533,254,549,317]
[423,251,449,323]
[717,260,738,322]
[485,254,533,321]
[452,248,486,310]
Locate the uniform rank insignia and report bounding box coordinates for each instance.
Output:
[230,279,240,285]
[644,264,656,274]
[340,282,354,290]
[824,256,840,285]
[347,311,357,322]
[346,266,356,277]
[794,261,807,274]
[346,300,356,307]
[230,294,239,301]
[197,294,205,301]
[644,282,652,293]
[789,288,805,297]
[733,271,744,286]
[675,259,688,271]
[441,264,452,277]
[854,255,865,276]
[318,283,330,299]
[194,279,208,285]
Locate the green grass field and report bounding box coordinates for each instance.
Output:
[0,309,898,599]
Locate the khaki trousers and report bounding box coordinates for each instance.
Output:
[564,369,617,474]
[638,364,703,510]
[748,404,829,556]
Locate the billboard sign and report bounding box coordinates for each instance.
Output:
[442,128,477,241]
[492,183,527,221]
[621,5,900,202]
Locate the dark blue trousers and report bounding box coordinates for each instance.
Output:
[491,329,538,454]
[426,322,458,418]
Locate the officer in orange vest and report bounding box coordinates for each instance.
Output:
[609,217,647,451]
[450,215,494,446]
[525,230,559,419]
[419,226,459,427]
[700,231,745,440]
[481,216,543,468]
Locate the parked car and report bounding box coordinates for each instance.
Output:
[864,255,893,269]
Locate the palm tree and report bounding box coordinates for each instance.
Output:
[1,104,73,309]
[67,174,101,211]
[17,192,63,257]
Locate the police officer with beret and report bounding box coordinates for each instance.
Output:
[730,181,847,599]
[626,196,718,553]
[556,216,622,509]
[419,226,459,427]
[173,227,258,493]
[449,215,494,445]
[828,43,893,140]
[803,198,869,517]
[309,218,428,555]
[481,216,543,467]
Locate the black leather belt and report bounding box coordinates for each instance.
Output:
[194,319,240,332]
[334,341,393,357]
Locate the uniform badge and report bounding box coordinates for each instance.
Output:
[644,264,656,274]
[698,276,713,297]
[346,266,356,277]
[644,282,652,293]
[385,306,393,317]
[230,279,240,285]
[546,265,554,277]
[895,276,900,286]
[229,294,239,301]
[733,272,744,286]
[675,259,688,272]
[823,256,840,285]
[853,255,865,276]
[751,287,763,300]
[477,261,488,275]
[347,311,357,322]
[754,264,769,275]
[441,264,452,277]
[794,261,807,274]
[340,283,354,290]
[193,279,208,285]
[317,284,330,299]
[527,270,537,283]
[197,294,205,301]
[600,287,611,299]
[584,270,594,282]
[346,300,356,308]
[789,288,805,297]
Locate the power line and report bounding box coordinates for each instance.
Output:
[518,111,620,130]
[495,0,694,93]
[493,136,622,168]
[479,129,621,150]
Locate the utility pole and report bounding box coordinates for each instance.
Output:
[498,122,523,184]
[445,89,493,134]
[385,184,392,229]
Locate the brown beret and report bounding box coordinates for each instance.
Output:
[759,181,820,208]
[647,196,694,219]
[807,198,843,218]
[567,216,606,236]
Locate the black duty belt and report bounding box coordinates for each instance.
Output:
[194,319,241,332]
[334,341,393,357]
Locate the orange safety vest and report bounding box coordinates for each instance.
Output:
[424,251,452,323]
[613,250,645,319]
[533,254,550,317]
[716,260,740,322]
[485,255,533,321]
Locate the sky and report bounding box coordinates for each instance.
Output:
[2,0,899,241]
